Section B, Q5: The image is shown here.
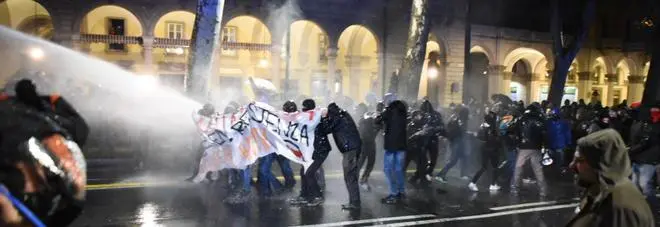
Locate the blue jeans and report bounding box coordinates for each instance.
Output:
[240,167,252,192]
[276,155,295,187]
[258,153,282,195]
[383,150,405,196]
[438,137,466,178]
[632,163,657,205]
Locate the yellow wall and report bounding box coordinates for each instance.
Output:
[287,20,328,96]
[0,0,49,28]
[153,11,195,74]
[82,5,144,68]
[337,25,378,102]
[215,16,271,87]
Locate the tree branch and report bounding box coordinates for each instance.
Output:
[565,0,596,60]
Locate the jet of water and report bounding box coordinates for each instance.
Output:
[0,25,208,169]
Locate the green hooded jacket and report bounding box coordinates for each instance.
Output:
[566,129,654,227]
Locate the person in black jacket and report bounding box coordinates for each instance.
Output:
[405,110,428,185]
[628,106,660,205]
[509,103,548,196]
[436,104,469,183]
[376,100,408,204]
[419,100,444,179]
[468,111,502,192]
[356,103,379,191]
[289,99,328,207]
[324,103,362,210]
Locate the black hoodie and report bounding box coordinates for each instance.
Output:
[377,100,408,151]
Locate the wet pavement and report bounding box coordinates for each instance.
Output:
[72,169,599,227]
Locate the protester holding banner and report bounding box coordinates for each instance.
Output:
[186,103,217,182]
[289,99,328,207]
[323,103,362,210]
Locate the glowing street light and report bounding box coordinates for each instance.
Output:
[427,67,439,79]
[28,47,45,61]
[258,58,269,68]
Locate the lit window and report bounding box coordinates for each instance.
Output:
[167,22,184,39]
[221,26,237,56]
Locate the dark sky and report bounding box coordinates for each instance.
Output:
[455,0,655,41]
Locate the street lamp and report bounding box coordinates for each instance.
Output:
[427,66,439,80]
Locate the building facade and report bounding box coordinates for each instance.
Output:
[0,0,651,106]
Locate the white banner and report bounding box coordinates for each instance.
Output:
[192,102,324,182]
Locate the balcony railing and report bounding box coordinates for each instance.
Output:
[77,34,272,50]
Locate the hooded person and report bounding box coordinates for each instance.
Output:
[435,104,469,183]
[467,111,503,192]
[322,103,362,210]
[376,100,408,204]
[566,129,653,227]
[419,100,444,179]
[627,106,660,206]
[355,103,380,191]
[509,103,548,196]
[0,81,87,226]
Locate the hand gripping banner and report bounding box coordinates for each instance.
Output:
[192,102,323,182]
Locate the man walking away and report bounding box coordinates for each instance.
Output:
[566,129,653,227]
[509,103,548,197]
[376,100,408,204]
[324,103,362,210]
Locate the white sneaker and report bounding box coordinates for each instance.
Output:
[434,176,447,183]
[489,184,501,191]
[425,174,432,182]
[468,182,479,192]
[523,178,536,184]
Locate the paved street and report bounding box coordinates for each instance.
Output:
[73,169,591,227]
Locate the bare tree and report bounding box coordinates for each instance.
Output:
[186,0,226,102]
[546,0,596,107]
[396,0,431,101]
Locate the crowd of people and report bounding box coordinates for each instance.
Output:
[189,92,659,225]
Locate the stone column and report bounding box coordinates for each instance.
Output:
[142,36,154,75]
[326,47,339,94]
[502,71,513,98]
[530,73,544,103]
[605,73,617,106]
[487,65,506,97]
[628,75,645,103]
[577,72,593,102]
[270,46,282,90]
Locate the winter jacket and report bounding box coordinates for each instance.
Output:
[325,103,362,153]
[478,112,499,149]
[509,109,546,150]
[420,100,445,141]
[628,121,660,165]
[445,114,467,142]
[566,129,654,227]
[43,95,89,147]
[376,100,407,151]
[358,112,379,143]
[0,97,62,156]
[546,118,572,150]
[407,110,426,149]
[313,118,332,160]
